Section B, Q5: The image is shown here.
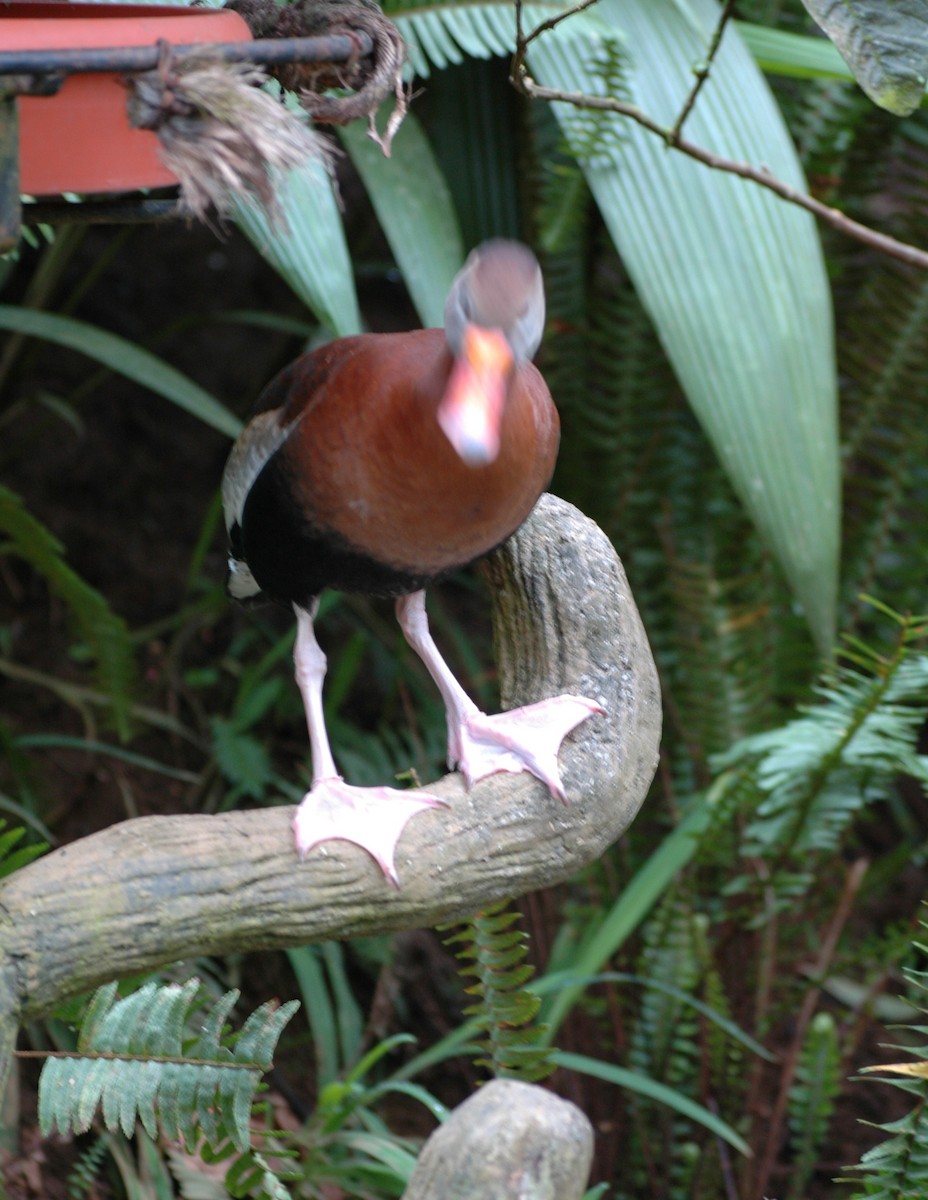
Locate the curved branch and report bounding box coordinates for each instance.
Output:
[0,496,660,1055]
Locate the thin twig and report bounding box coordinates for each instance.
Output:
[514,0,601,47]
[669,0,738,143]
[510,10,928,272]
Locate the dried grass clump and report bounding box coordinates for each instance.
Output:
[127,57,331,222]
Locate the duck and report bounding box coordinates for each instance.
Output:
[221,239,602,885]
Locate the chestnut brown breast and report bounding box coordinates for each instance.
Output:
[236,328,559,605]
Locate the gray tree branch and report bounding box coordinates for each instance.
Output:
[0,494,661,1090]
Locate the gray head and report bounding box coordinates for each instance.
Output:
[444,239,545,362]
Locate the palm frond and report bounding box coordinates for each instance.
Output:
[529,0,841,652]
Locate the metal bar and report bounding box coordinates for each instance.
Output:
[0,32,374,77]
[0,96,20,252]
[21,197,182,225]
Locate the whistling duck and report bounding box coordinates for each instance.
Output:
[221,239,602,883]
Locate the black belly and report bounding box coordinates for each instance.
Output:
[235,456,443,608]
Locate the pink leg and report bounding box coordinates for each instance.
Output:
[395,591,603,800]
[291,602,444,885]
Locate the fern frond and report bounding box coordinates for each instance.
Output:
[848,1096,928,1200]
[38,981,299,1154]
[839,922,928,1198]
[67,1134,111,1199]
[623,894,709,1196]
[0,484,135,739]
[443,900,554,1082]
[786,1012,841,1200]
[717,609,928,905]
[628,894,701,1088]
[840,261,928,626]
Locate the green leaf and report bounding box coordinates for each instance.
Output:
[339,107,465,328]
[552,1050,751,1155]
[15,735,200,783]
[0,821,46,879]
[540,794,714,1038]
[39,982,298,1155]
[0,485,135,739]
[210,717,274,799]
[530,0,841,651]
[232,157,362,336]
[736,21,858,82]
[799,0,928,115]
[0,307,240,439]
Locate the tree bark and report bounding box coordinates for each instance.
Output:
[0,494,661,1087]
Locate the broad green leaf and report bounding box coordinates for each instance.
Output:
[0,306,241,439]
[232,156,362,337]
[339,108,464,328]
[530,0,840,650]
[736,20,857,81]
[799,0,928,115]
[552,1050,752,1155]
[286,945,342,1087]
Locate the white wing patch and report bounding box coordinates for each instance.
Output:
[227,556,261,600]
[221,409,296,533]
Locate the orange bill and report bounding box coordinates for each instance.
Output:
[437,324,513,466]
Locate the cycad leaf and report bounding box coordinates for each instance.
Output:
[339,108,464,328]
[530,0,840,650]
[799,0,928,115]
[0,306,240,438]
[0,485,135,739]
[232,157,362,336]
[390,1,606,78]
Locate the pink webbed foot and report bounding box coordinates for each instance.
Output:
[451,694,604,799]
[292,777,446,887]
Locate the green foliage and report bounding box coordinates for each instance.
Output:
[6,1,928,1195]
[0,306,241,438]
[787,1012,841,1200]
[66,1135,111,1199]
[39,981,298,1158]
[843,939,928,1199]
[716,605,928,907]
[0,818,45,879]
[443,900,555,1082]
[0,484,135,740]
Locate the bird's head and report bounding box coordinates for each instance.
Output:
[438,240,545,467]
